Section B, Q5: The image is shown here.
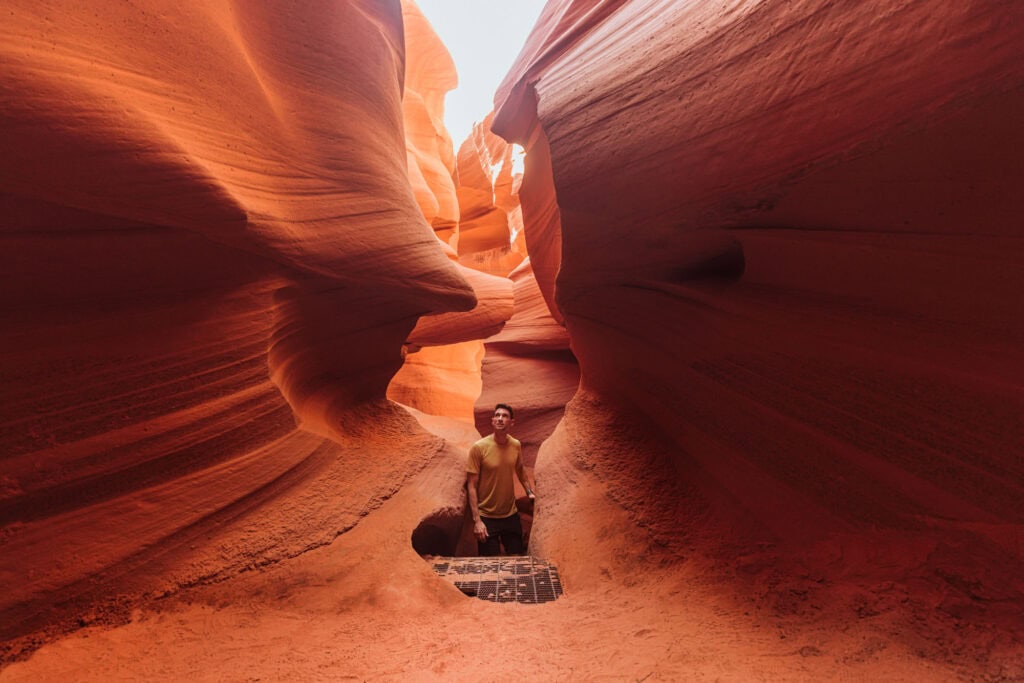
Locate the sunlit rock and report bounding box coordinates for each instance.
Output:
[0,0,471,653]
[454,114,525,265]
[387,341,485,423]
[402,0,460,238]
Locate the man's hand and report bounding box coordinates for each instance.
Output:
[473,520,488,542]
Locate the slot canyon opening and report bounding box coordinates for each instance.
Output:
[4,0,1023,679]
[389,4,581,576]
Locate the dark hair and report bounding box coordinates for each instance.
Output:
[494,403,514,419]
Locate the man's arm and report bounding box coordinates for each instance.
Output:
[466,473,488,542]
[515,457,535,499]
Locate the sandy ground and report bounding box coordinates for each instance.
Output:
[3,417,1020,682]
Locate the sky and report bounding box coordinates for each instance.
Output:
[415,0,548,146]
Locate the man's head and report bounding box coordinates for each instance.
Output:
[492,404,515,433]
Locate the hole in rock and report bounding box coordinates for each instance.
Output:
[412,495,536,557]
[415,499,561,604]
[429,555,564,604]
[411,508,465,557]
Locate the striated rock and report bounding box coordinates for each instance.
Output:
[406,266,514,347]
[0,0,472,654]
[474,259,578,466]
[390,81,541,425]
[487,258,571,352]
[387,248,514,426]
[454,114,526,266]
[387,341,485,423]
[499,101,564,323]
[386,3,517,424]
[402,0,460,238]
[3,1,1023,679]
[495,0,1024,601]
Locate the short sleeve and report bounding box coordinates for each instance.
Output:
[466,445,482,474]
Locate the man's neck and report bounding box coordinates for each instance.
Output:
[493,431,509,445]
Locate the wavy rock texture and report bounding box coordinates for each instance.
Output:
[5,0,1024,680]
[401,0,460,239]
[386,7,516,424]
[390,72,553,427]
[495,0,1024,647]
[475,258,577,463]
[0,0,474,656]
[445,111,578,462]
[454,114,521,259]
[393,53,579,547]
[387,258,513,423]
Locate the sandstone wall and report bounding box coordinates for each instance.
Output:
[0,0,472,652]
[494,0,1024,596]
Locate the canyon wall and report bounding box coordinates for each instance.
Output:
[0,0,474,654]
[1,0,1022,677]
[494,0,1024,603]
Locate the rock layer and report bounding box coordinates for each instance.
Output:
[2,0,1023,679]
[495,0,1024,612]
[386,7,518,424]
[402,0,460,238]
[0,0,473,655]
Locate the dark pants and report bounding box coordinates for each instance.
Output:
[478,513,524,556]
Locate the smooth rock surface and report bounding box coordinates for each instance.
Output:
[494,0,1024,672]
[3,0,1022,679]
[0,0,471,656]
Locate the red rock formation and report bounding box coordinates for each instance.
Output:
[402,0,460,240]
[4,0,1023,679]
[0,0,473,655]
[454,114,528,272]
[495,0,1024,629]
[386,4,517,425]
[387,256,514,423]
[474,258,578,466]
[390,55,549,428]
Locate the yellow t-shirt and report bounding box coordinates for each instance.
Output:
[467,434,524,519]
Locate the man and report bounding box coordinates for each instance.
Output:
[466,403,535,556]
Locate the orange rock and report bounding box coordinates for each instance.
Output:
[495,0,1024,577]
[406,265,514,347]
[3,0,1023,679]
[387,340,485,423]
[454,114,525,265]
[0,0,471,651]
[487,258,570,352]
[402,0,460,236]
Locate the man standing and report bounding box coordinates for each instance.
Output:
[466,403,535,556]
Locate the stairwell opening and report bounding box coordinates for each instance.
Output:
[412,496,564,605]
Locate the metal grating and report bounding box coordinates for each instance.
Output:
[429,556,564,604]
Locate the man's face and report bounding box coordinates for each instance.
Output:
[492,408,514,432]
